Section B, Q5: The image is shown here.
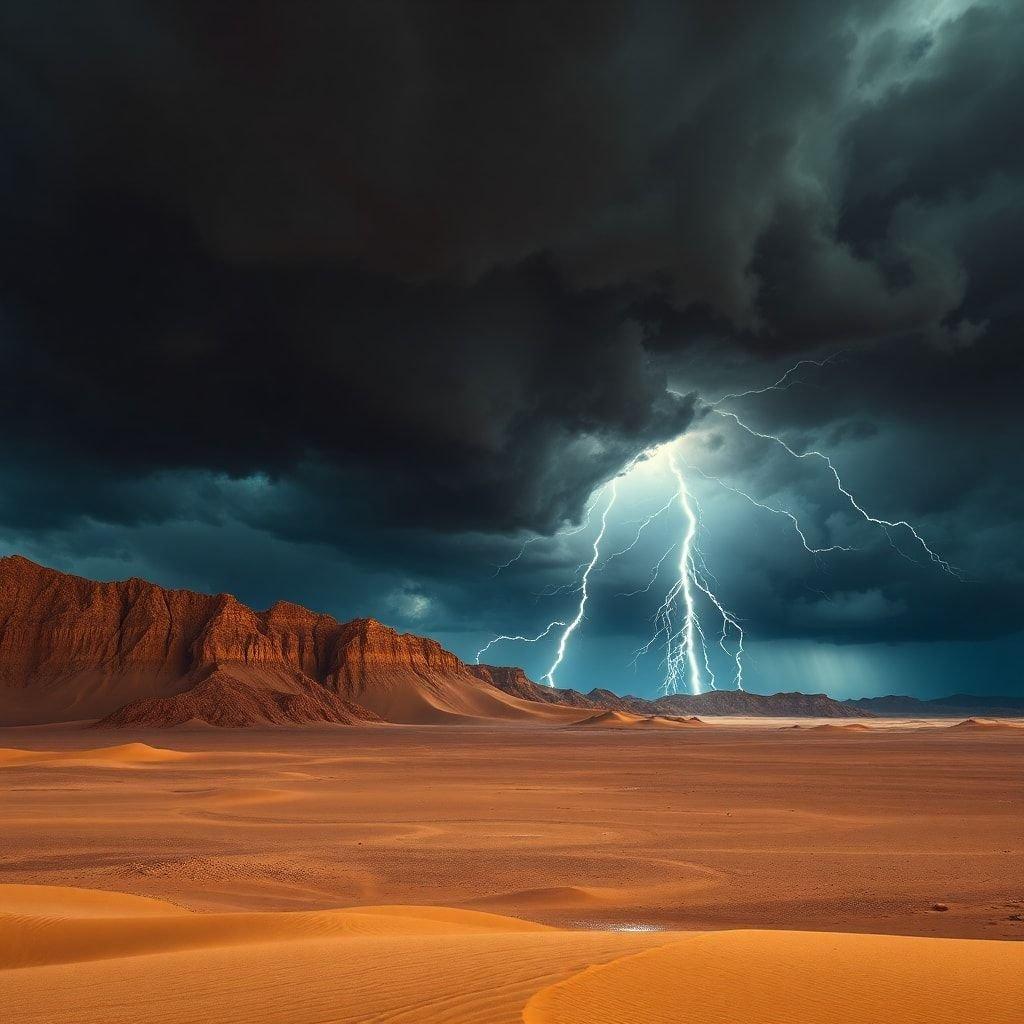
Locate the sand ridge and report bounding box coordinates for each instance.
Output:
[949,717,1024,730]
[0,742,196,767]
[1,884,677,1024]
[809,722,873,732]
[524,928,1024,1023]
[569,709,706,729]
[4,886,1023,1023]
[0,886,553,970]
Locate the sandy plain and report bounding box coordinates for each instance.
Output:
[1,721,1022,1022]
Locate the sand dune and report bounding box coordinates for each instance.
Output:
[524,928,1024,1023]
[1,885,673,1024]
[0,742,195,768]
[4,886,1021,1023]
[0,886,551,970]
[570,709,705,729]
[349,670,585,725]
[949,718,1024,730]
[465,885,615,911]
[810,722,873,732]
[0,885,187,919]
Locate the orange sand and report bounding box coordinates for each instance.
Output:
[569,709,705,728]
[0,742,195,767]
[1,723,1022,1021]
[1,724,1021,937]
[524,929,1024,1023]
[3,884,1021,1024]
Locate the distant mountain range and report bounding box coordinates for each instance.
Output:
[844,694,1024,717]
[476,668,877,718]
[0,556,1018,727]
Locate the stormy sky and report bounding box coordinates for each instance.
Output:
[1,0,1022,698]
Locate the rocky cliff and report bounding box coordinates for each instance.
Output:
[0,556,570,727]
[469,665,596,708]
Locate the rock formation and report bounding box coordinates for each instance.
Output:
[469,665,596,708]
[0,556,573,727]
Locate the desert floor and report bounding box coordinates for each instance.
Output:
[1,721,1022,1022]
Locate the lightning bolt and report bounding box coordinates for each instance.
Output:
[481,356,959,698]
[488,537,541,578]
[474,619,567,665]
[629,450,745,694]
[479,456,648,680]
[649,452,744,694]
[489,491,603,578]
[542,480,618,686]
[668,456,704,694]
[712,354,843,404]
[713,408,962,577]
[683,462,857,558]
[598,494,676,569]
[617,543,675,597]
[686,486,745,690]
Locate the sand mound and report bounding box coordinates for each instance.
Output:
[567,710,640,728]
[570,710,704,730]
[810,723,872,733]
[0,743,193,768]
[0,900,556,971]
[5,886,1022,1024]
[0,885,673,1023]
[949,718,1023,730]
[0,885,187,919]
[524,929,1024,1024]
[466,886,613,911]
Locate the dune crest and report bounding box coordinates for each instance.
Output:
[0,743,193,768]
[0,885,674,1023]
[524,929,1024,1024]
[949,718,1023,730]
[0,885,186,919]
[570,710,705,729]
[5,886,1022,1023]
[810,723,872,732]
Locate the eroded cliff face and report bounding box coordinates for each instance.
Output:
[0,556,211,690]
[96,666,380,729]
[0,556,557,726]
[470,665,596,708]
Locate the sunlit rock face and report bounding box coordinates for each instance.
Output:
[0,556,574,727]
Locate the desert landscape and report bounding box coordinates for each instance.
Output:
[2,725,1023,1022]
[1,557,1022,1022]
[5,4,1024,1019]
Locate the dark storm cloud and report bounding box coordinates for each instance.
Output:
[1,0,1023,665]
[0,196,694,533]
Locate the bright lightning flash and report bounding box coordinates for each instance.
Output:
[479,355,959,696]
[631,449,744,694]
[542,481,618,686]
[712,408,962,577]
[474,619,566,665]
